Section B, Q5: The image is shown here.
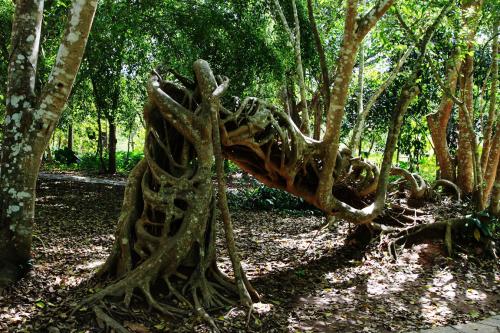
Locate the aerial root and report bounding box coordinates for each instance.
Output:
[389,168,462,205]
[386,218,468,259]
[432,179,461,201]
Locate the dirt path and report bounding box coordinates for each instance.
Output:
[39,172,126,187]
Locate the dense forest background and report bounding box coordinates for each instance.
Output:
[1,0,495,179]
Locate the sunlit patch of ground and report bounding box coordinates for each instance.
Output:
[0,176,497,332]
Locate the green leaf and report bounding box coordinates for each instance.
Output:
[469,310,480,319]
[473,228,481,241]
[154,323,165,330]
[35,300,45,309]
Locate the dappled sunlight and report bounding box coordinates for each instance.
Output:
[75,259,105,272]
[2,177,498,332]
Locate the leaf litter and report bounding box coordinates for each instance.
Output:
[0,174,497,332]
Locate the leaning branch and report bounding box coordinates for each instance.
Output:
[348,46,413,152]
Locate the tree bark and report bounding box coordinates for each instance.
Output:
[480,24,498,174]
[273,0,311,135]
[318,0,395,207]
[354,42,365,155]
[67,123,73,151]
[456,0,483,194]
[490,165,500,216]
[108,119,117,174]
[0,0,97,287]
[89,62,257,321]
[427,51,461,182]
[306,0,329,139]
[456,54,475,193]
[350,46,413,154]
[96,108,106,173]
[481,124,500,209]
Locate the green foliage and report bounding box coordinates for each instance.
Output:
[45,151,143,175]
[227,183,320,215]
[54,148,79,165]
[465,210,498,239]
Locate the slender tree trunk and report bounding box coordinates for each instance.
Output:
[96,108,106,173]
[481,24,498,174]
[108,119,117,174]
[455,0,483,195]
[67,123,73,151]
[350,46,413,154]
[306,0,329,139]
[273,0,310,135]
[354,42,364,155]
[490,165,500,216]
[0,0,97,287]
[481,124,499,209]
[125,130,132,163]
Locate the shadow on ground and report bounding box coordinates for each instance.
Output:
[0,176,497,332]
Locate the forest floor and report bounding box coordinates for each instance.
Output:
[0,172,498,333]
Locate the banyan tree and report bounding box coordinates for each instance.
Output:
[82,1,498,330]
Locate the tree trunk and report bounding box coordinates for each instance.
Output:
[455,0,483,195]
[273,0,310,135]
[67,123,73,151]
[306,0,329,139]
[108,119,117,174]
[0,0,97,288]
[354,42,364,155]
[490,165,500,216]
[89,61,256,319]
[456,55,475,194]
[96,108,106,173]
[481,125,500,209]
[350,46,413,154]
[481,25,498,174]
[427,51,461,181]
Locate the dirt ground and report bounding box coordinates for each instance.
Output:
[0,175,498,332]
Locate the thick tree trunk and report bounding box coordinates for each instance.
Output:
[107,119,117,174]
[89,61,255,320]
[0,0,97,288]
[456,55,475,194]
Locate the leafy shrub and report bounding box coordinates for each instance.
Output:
[45,151,144,175]
[54,147,79,165]
[116,151,144,172]
[227,184,320,215]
